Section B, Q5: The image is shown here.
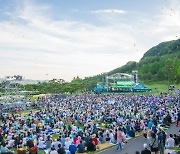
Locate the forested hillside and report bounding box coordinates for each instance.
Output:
[138,39,180,82]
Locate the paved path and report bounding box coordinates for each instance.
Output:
[100,124,180,154]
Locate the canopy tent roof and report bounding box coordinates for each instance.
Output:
[107,73,133,80]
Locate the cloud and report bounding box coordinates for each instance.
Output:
[91,9,127,14]
[0,1,136,56]
[0,0,180,81]
[144,0,180,42]
[4,11,13,16]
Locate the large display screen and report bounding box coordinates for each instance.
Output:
[117,81,135,87]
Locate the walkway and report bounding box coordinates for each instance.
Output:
[100,124,179,154]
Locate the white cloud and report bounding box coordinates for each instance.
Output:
[0,0,180,81]
[4,11,13,16]
[91,9,127,14]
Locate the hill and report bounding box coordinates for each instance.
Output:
[138,39,180,82]
[109,61,138,75]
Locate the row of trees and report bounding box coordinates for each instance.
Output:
[24,75,103,94]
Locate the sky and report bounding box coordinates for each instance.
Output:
[0,0,180,81]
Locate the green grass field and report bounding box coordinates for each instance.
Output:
[172,147,180,152]
[145,82,180,95]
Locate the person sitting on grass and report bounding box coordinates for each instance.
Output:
[52,138,61,151]
[64,137,71,151]
[0,142,14,154]
[29,145,39,154]
[45,135,52,150]
[57,144,65,154]
[128,127,135,138]
[69,142,77,154]
[17,145,26,154]
[38,137,45,150]
[92,134,98,146]
[6,135,15,148]
[166,134,175,149]
[87,138,96,152]
[26,138,34,149]
[77,140,85,153]
[98,132,104,144]
[83,133,90,146]
[49,146,58,154]
[60,135,66,148]
[109,130,116,144]
[173,134,179,146]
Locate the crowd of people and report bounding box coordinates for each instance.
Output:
[0,93,180,154]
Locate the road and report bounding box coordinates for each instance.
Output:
[100,124,179,154]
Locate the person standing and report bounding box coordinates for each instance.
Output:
[157,128,166,154]
[149,132,159,154]
[141,143,151,154]
[177,110,180,127]
[116,127,123,151]
[143,126,148,140]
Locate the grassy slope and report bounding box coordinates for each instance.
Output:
[145,82,180,94]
